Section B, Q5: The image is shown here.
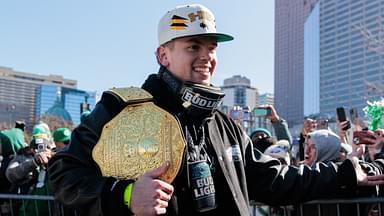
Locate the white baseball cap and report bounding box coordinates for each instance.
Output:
[158,4,234,46]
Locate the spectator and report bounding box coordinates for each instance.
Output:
[52,128,71,151]
[0,121,27,195]
[298,118,317,161]
[0,121,27,159]
[250,105,292,153]
[80,110,91,124]
[6,137,55,216]
[303,129,341,167]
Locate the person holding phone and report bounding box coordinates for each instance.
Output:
[298,118,317,161]
[250,105,292,153]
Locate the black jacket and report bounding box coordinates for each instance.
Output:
[48,73,378,216]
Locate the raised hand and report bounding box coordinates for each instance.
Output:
[350,157,384,186]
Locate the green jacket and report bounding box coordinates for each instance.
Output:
[0,128,26,158]
[19,170,53,216]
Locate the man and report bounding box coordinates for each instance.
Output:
[6,136,55,216]
[0,121,27,193]
[52,127,71,151]
[0,121,27,159]
[250,105,292,153]
[48,4,384,216]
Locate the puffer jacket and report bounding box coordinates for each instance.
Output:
[48,70,383,216]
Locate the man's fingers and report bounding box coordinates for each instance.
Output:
[367,174,384,181]
[155,198,169,208]
[154,205,167,215]
[145,161,170,179]
[155,179,174,195]
[361,175,384,186]
[157,188,172,201]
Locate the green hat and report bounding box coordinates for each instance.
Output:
[53,128,71,142]
[32,126,44,136]
[32,126,48,139]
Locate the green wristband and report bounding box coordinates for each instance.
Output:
[124,183,133,208]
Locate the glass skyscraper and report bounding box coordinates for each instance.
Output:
[304,2,320,117]
[0,66,77,126]
[306,0,384,117]
[35,85,96,125]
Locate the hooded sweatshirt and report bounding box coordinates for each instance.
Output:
[308,129,341,165]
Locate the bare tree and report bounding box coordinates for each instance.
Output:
[356,16,384,97]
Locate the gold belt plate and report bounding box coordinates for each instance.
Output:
[92,101,185,183]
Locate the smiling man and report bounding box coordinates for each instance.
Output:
[48,4,384,216]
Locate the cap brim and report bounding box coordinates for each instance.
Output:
[209,33,234,42]
[171,33,234,43]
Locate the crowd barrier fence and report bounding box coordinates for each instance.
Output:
[0,193,383,216]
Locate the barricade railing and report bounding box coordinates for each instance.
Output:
[0,193,77,216]
[250,197,384,216]
[0,193,383,216]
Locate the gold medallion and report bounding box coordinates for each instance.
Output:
[92,89,185,183]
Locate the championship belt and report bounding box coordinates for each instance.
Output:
[92,87,186,183]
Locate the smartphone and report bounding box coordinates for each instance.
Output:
[254,107,272,116]
[336,107,351,130]
[353,130,376,145]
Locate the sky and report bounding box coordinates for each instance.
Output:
[0,1,274,96]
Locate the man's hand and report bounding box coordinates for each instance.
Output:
[265,105,279,123]
[366,129,384,161]
[130,162,174,216]
[301,118,316,137]
[34,149,53,167]
[350,157,384,186]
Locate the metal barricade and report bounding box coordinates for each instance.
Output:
[251,197,384,216]
[1,193,384,216]
[0,193,77,216]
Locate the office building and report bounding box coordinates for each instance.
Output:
[35,85,96,126]
[275,0,319,126]
[304,2,320,117]
[305,0,384,117]
[220,75,259,110]
[0,66,95,126]
[259,93,274,106]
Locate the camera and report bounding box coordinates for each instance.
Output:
[353,130,376,145]
[37,143,47,152]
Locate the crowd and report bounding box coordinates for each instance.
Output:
[249,105,384,215]
[0,120,75,216]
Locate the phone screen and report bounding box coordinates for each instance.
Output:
[254,108,271,116]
